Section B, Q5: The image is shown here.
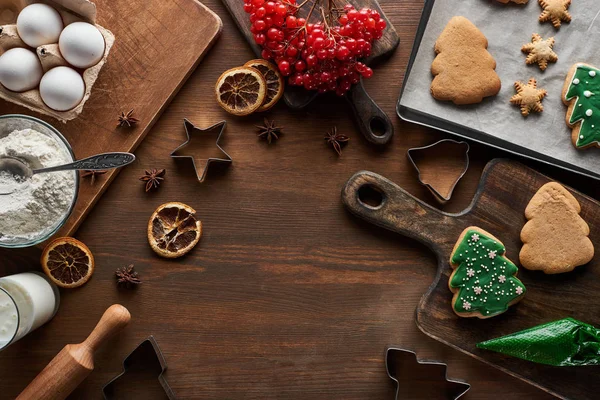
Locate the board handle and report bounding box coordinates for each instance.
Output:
[82,304,131,352]
[342,171,460,249]
[345,80,394,145]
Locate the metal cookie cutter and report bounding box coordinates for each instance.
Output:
[407,139,470,204]
[386,347,470,400]
[103,336,177,399]
[170,119,232,183]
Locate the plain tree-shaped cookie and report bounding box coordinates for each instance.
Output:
[520,182,594,274]
[431,16,501,105]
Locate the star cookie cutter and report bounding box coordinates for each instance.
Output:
[102,336,177,399]
[170,119,232,183]
[407,139,470,204]
[386,347,470,400]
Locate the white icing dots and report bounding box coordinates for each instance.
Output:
[587,109,594,117]
[590,70,597,77]
[585,90,593,98]
[581,135,585,139]
[516,286,524,295]
[573,78,580,85]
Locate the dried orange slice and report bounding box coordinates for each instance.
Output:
[41,237,95,289]
[215,66,266,116]
[244,59,284,112]
[148,202,202,258]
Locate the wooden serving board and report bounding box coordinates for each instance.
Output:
[342,159,600,400]
[221,0,399,145]
[0,0,222,237]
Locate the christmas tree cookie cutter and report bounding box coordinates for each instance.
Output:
[386,347,470,400]
[170,119,232,183]
[102,336,177,399]
[407,139,470,204]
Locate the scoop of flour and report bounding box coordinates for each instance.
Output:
[0,129,76,241]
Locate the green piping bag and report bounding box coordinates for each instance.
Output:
[477,318,600,366]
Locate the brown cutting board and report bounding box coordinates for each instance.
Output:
[0,0,222,237]
[221,0,398,145]
[342,159,600,400]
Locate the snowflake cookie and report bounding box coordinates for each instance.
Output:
[521,34,558,71]
[510,78,548,116]
[449,227,526,319]
[538,0,572,29]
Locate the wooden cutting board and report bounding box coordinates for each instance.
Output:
[221,0,398,145]
[0,0,222,237]
[342,159,600,400]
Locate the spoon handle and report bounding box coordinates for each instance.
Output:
[33,152,136,175]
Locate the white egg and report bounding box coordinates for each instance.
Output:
[0,48,43,92]
[59,22,105,69]
[16,3,63,48]
[39,66,85,111]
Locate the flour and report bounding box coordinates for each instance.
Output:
[0,129,76,241]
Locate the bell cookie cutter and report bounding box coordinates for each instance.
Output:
[102,336,177,399]
[386,347,470,400]
[170,119,232,183]
[407,139,470,204]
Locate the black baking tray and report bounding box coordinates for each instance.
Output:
[396,0,600,181]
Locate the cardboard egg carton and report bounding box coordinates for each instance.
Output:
[0,0,114,122]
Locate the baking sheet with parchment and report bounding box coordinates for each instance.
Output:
[399,0,600,175]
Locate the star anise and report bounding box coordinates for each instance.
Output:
[256,118,283,144]
[324,127,349,156]
[81,170,107,185]
[117,109,140,127]
[139,168,165,192]
[115,264,141,288]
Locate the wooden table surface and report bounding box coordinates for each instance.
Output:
[1,0,597,398]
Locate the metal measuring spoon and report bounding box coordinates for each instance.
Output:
[0,152,135,195]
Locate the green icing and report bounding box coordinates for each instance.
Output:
[565,64,600,148]
[450,229,526,317]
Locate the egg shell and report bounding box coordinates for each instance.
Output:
[0,47,43,92]
[39,66,85,111]
[58,22,105,69]
[16,3,64,48]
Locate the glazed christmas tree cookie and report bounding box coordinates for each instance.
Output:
[431,17,501,105]
[521,34,557,71]
[538,0,572,29]
[449,227,526,319]
[510,78,547,116]
[562,63,600,149]
[520,182,594,274]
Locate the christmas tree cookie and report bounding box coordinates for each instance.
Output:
[563,63,600,149]
[449,227,526,319]
[431,17,501,105]
[520,182,594,274]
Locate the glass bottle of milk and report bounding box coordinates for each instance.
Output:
[0,272,60,350]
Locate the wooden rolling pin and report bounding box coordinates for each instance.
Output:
[17,304,131,400]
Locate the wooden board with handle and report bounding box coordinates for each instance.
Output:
[221,0,399,145]
[0,0,222,238]
[342,159,600,400]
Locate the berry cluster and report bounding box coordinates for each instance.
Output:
[244,0,386,96]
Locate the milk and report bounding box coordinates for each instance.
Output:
[0,272,59,350]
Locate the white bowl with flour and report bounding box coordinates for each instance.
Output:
[0,115,78,247]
